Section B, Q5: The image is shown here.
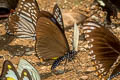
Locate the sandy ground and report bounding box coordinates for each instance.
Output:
[0,0,120,80]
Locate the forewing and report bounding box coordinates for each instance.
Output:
[35,17,69,59]
[39,11,62,30]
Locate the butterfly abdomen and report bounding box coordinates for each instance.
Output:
[51,50,77,70]
[51,56,65,70]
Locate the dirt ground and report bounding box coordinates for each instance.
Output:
[0,0,120,80]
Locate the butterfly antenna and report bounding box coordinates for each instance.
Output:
[71,58,81,79]
[71,59,78,72]
[75,55,82,67]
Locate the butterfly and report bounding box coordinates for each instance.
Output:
[94,0,120,24]
[83,21,120,80]
[6,0,18,10]
[6,0,40,39]
[17,59,41,80]
[39,4,64,32]
[35,4,79,70]
[0,60,32,80]
[20,69,32,80]
[0,0,18,19]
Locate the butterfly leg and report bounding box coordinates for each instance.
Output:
[70,58,81,79]
[71,58,80,74]
[75,55,82,74]
[63,58,68,72]
[76,55,81,67]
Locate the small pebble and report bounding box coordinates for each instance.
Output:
[80,76,89,80]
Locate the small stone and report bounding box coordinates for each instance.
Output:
[53,70,64,75]
[85,67,95,74]
[80,76,88,80]
[25,51,34,56]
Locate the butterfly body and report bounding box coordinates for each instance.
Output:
[51,50,77,70]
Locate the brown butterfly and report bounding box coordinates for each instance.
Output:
[6,0,40,39]
[83,21,120,80]
[0,60,32,80]
[35,4,79,70]
[39,4,64,32]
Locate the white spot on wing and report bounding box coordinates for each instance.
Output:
[84,22,101,28]
[24,4,29,7]
[32,3,35,6]
[90,50,94,54]
[91,39,94,42]
[84,30,92,33]
[85,34,89,38]
[21,10,31,17]
[27,3,32,6]
[83,26,96,30]
[98,64,103,68]
[91,55,96,60]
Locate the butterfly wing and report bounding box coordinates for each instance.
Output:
[39,11,63,32]
[0,60,20,80]
[73,22,79,51]
[53,4,64,30]
[17,59,41,80]
[39,11,57,24]
[83,21,120,79]
[20,69,32,80]
[6,0,40,39]
[39,11,53,18]
[35,17,70,59]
